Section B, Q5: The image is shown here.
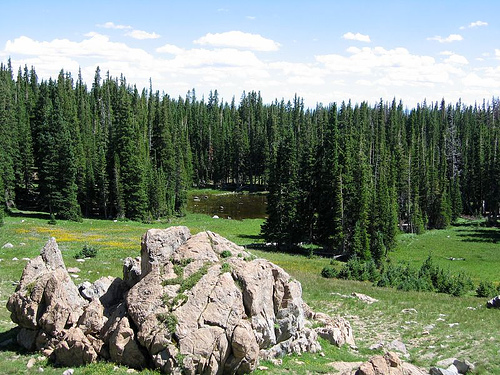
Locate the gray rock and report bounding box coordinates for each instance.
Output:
[430,366,459,375]
[486,295,500,308]
[123,257,141,288]
[140,226,191,277]
[386,339,408,355]
[2,242,14,248]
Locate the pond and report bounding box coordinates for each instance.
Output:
[187,192,267,220]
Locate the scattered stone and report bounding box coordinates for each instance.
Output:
[486,295,500,308]
[20,242,26,246]
[401,308,418,314]
[38,367,44,372]
[70,274,79,279]
[351,292,378,304]
[436,318,446,322]
[12,257,18,261]
[466,306,476,310]
[27,357,36,368]
[257,366,268,371]
[67,267,80,274]
[430,366,458,375]
[212,215,219,219]
[447,257,465,261]
[448,323,459,328]
[386,339,408,356]
[62,369,74,375]
[3,243,14,248]
[424,324,435,331]
[22,258,31,261]
[369,342,384,351]
[354,352,427,375]
[76,258,85,263]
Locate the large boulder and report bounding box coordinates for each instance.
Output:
[7,227,355,374]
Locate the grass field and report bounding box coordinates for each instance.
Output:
[0,211,499,374]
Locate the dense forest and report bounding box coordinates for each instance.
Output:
[1,61,499,262]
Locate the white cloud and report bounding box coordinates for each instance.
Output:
[98,21,132,30]
[125,29,160,40]
[495,49,500,58]
[246,16,256,20]
[342,32,371,43]
[156,44,184,55]
[460,20,488,29]
[427,34,463,43]
[316,46,465,87]
[193,31,280,51]
[444,54,468,65]
[3,31,499,108]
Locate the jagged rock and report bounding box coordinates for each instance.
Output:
[108,314,147,369]
[78,276,127,307]
[353,352,427,375]
[7,238,88,332]
[52,327,98,366]
[303,304,355,348]
[140,226,191,277]
[486,295,500,308]
[7,227,355,374]
[123,257,141,288]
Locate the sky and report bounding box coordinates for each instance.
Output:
[1,0,500,107]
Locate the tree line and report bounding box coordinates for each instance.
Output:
[1,61,499,262]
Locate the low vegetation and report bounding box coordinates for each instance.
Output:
[323,255,475,297]
[0,212,498,374]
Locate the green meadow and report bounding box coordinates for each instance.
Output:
[0,212,499,374]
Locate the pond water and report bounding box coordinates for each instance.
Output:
[187,192,267,220]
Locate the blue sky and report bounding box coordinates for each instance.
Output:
[1,0,499,107]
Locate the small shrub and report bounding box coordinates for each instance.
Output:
[48,213,57,225]
[220,250,232,258]
[221,262,231,273]
[157,312,178,333]
[178,263,210,293]
[74,244,98,259]
[476,280,498,298]
[171,293,188,308]
[321,265,338,279]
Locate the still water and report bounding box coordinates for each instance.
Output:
[187,192,267,220]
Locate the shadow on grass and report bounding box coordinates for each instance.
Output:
[0,327,25,354]
[457,228,500,244]
[237,234,263,241]
[9,210,51,221]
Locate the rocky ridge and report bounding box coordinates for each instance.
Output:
[7,226,354,374]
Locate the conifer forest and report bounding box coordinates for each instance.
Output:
[1,61,499,262]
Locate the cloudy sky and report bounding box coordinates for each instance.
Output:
[1,0,499,107]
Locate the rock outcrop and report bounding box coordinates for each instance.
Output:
[7,226,354,373]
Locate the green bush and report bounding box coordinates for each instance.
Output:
[74,244,98,259]
[476,280,498,298]
[328,254,475,297]
[321,265,338,278]
[220,250,232,258]
[48,213,57,225]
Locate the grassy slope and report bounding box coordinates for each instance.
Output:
[0,213,498,374]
